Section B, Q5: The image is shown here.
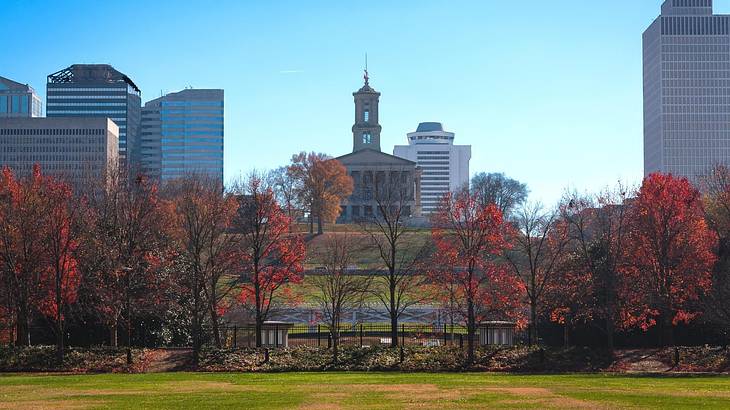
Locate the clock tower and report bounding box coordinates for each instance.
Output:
[352,69,382,152]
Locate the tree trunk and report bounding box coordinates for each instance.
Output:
[126,288,133,365]
[563,323,570,349]
[109,320,118,348]
[255,315,263,348]
[209,300,222,348]
[317,214,323,235]
[309,213,314,235]
[660,312,674,347]
[390,314,398,348]
[467,299,475,365]
[529,301,538,346]
[332,326,339,364]
[606,317,615,353]
[56,273,64,363]
[15,305,29,347]
[390,279,398,347]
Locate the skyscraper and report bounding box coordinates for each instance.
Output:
[140,89,224,184]
[46,64,141,169]
[393,122,471,214]
[0,76,41,118]
[643,0,730,182]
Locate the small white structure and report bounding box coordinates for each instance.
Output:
[259,321,294,347]
[478,321,516,346]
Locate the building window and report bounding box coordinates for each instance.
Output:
[362,132,371,144]
[364,110,369,123]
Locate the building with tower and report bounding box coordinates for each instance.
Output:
[643,0,730,182]
[336,71,422,222]
[394,122,471,214]
[46,64,141,170]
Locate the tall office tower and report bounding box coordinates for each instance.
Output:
[46,64,141,169]
[0,117,119,189]
[0,76,42,117]
[393,122,471,214]
[643,0,730,182]
[140,89,224,184]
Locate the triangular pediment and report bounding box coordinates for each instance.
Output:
[335,149,416,166]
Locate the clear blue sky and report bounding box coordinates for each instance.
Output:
[4,0,728,205]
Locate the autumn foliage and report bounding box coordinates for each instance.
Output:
[233,174,305,346]
[620,173,716,345]
[1,160,729,353]
[430,191,523,362]
[0,166,81,359]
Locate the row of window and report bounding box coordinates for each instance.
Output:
[47,102,127,107]
[160,144,222,150]
[161,131,224,137]
[47,94,127,99]
[161,101,223,107]
[0,94,30,114]
[662,86,730,95]
[0,128,107,136]
[661,16,730,36]
[662,45,730,53]
[342,205,412,219]
[47,110,127,114]
[160,116,223,121]
[162,152,223,158]
[160,138,223,143]
[0,140,108,149]
[160,109,223,115]
[160,123,223,129]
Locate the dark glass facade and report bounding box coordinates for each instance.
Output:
[46,65,141,169]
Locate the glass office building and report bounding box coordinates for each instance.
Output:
[140,89,224,184]
[643,0,730,182]
[0,76,42,118]
[46,64,141,169]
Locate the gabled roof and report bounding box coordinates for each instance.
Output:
[335,148,416,166]
[0,76,34,92]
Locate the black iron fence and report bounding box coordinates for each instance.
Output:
[212,323,469,349]
[0,323,477,349]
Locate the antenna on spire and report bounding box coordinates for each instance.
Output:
[364,53,369,85]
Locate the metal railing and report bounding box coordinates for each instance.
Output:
[212,323,469,349]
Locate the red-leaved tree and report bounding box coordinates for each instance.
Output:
[166,175,239,363]
[623,173,717,346]
[40,174,81,362]
[233,174,305,347]
[0,166,56,346]
[430,191,523,363]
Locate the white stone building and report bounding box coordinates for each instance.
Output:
[394,122,471,214]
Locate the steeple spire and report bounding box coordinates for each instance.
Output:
[364,53,369,85]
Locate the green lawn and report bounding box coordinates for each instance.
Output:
[1,372,729,409]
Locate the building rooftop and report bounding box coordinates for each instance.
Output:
[47,64,141,93]
[415,122,444,133]
[0,76,36,93]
